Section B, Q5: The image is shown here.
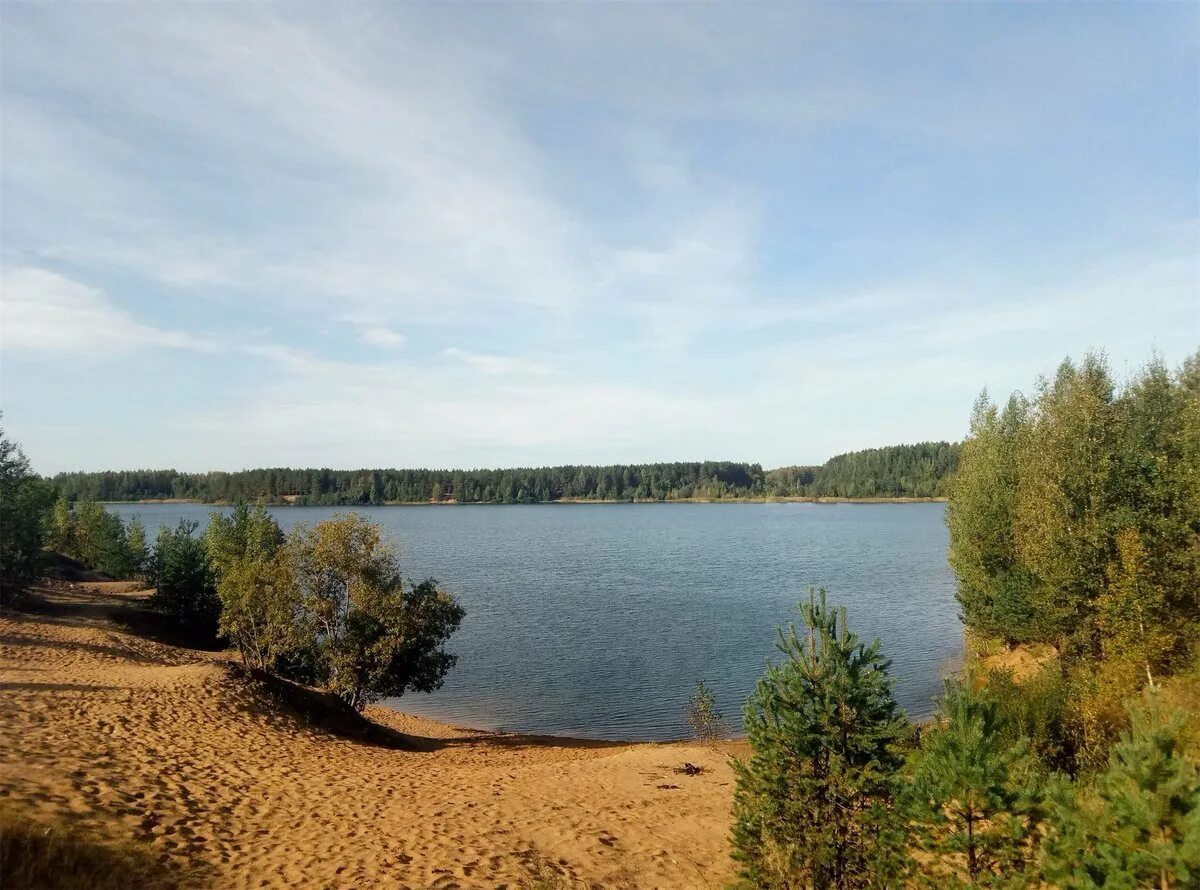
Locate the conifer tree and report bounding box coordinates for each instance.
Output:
[905,679,1042,887]
[1042,699,1200,889]
[732,588,908,889]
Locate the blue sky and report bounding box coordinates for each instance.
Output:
[1,3,1197,474]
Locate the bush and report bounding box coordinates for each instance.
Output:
[987,665,1074,774]
[684,680,730,744]
[72,501,135,579]
[217,550,304,671]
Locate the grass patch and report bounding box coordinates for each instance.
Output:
[0,806,184,890]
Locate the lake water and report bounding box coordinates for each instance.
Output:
[109,502,962,740]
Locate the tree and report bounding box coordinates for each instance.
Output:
[1014,354,1117,648]
[947,392,1036,645]
[286,514,464,711]
[203,505,284,577]
[204,505,297,669]
[45,495,76,555]
[905,679,1043,886]
[216,551,304,671]
[0,425,53,599]
[71,501,134,578]
[685,680,730,744]
[1097,529,1174,691]
[126,517,149,578]
[151,520,220,645]
[1042,698,1200,889]
[732,588,908,889]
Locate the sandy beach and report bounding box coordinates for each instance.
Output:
[0,582,740,889]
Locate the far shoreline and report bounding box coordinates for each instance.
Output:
[103,496,948,506]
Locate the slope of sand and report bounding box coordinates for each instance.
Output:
[0,582,740,889]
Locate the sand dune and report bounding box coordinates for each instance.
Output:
[0,583,739,888]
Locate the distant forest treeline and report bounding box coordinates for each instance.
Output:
[49,442,960,505]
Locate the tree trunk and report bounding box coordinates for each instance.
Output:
[966,809,977,879]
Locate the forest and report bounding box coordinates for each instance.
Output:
[730,349,1199,888]
[48,442,959,504]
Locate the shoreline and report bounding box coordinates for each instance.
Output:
[104,496,948,506]
[2,580,743,887]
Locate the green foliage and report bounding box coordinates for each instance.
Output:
[203,504,285,576]
[217,550,303,671]
[71,501,135,579]
[125,517,149,577]
[0,425,53,599]
[732,588,908,889]
[206,505,295,669]
[1042,698,1200,889]
[46,494,76,555]
[985,665,1074,775]
[905,680,1043,887]
[947,393,1034,644]
[684,680,730,744]
[949,349,1200,771]
[150,520,220,645]
[48,444,960,504]
[285,514,464,710]
[768,441,961,499]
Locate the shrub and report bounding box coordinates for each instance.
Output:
[72,501,135,579]
[684,680,730,744]
[125,517,149,578]
[987,665,1074,774]
[732,588,909,889]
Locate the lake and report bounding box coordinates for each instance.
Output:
[109,502,962,741]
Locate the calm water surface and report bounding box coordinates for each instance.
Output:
[110,503,961,740]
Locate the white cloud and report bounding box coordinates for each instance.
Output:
[359,326,407,348]
[0,267,219,357]
[443,347,551,376]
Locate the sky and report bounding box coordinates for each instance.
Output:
[1,3,1197,475]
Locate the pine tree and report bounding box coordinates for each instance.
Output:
[732,588,908,889]
[905,679,1043,887]
[1042,698,1200,889]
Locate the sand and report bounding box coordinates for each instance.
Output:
[0,582,740,889]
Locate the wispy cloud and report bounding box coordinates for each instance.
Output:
[0,267,219,357]
[359,326,407,349]
[443,348,551,376]
[0,4,1195,472]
